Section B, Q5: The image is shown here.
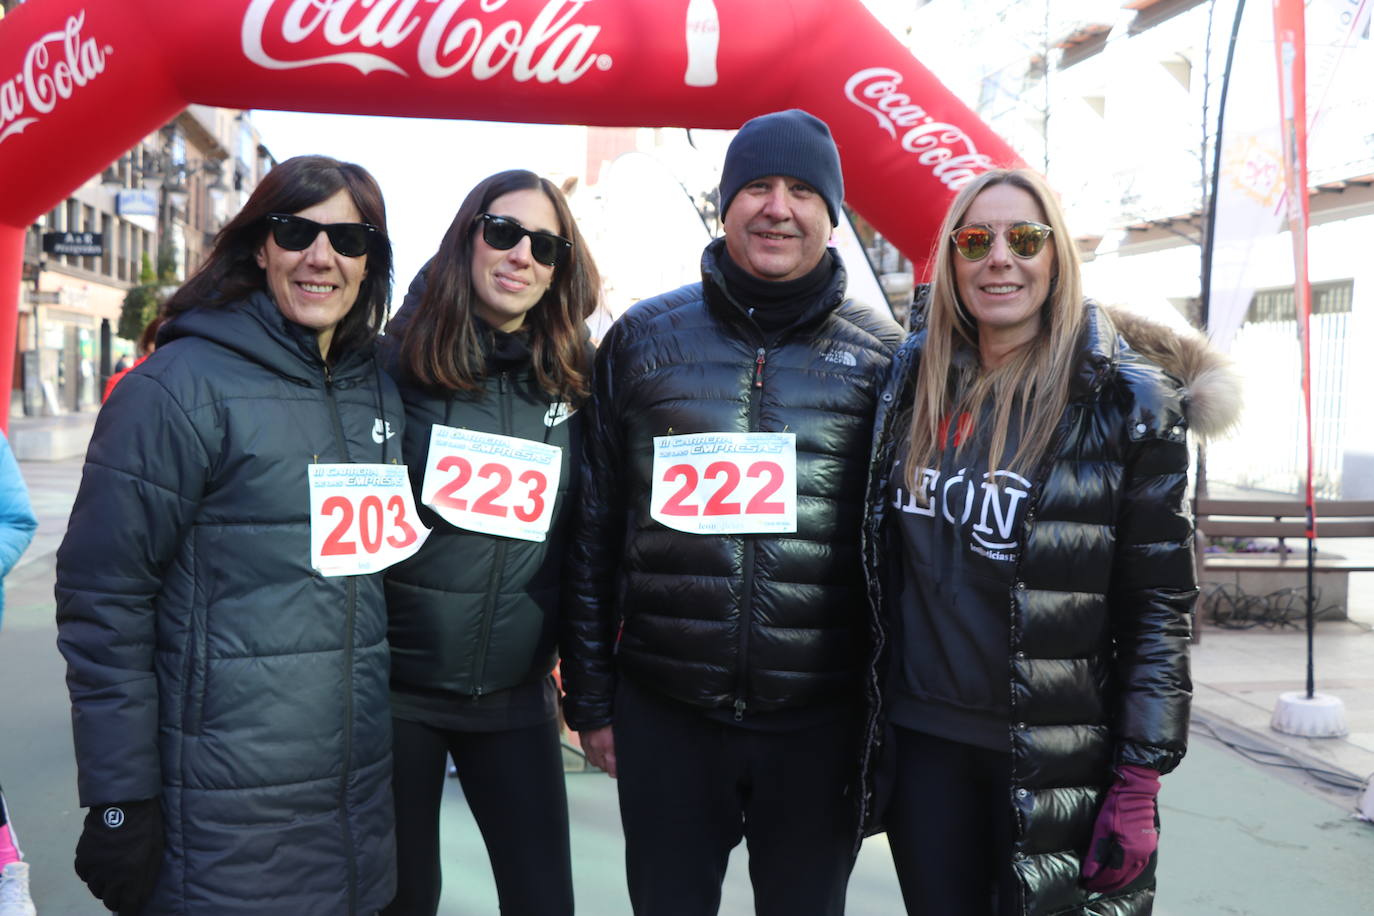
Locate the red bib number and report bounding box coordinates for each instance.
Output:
[420,425,563,542]
[649,433,797,534]
[309,463,430,577]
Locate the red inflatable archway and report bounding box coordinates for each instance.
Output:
[0,0,1023,425]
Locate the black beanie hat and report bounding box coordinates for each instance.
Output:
[719,109,844,227]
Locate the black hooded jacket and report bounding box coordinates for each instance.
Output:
[382,270,583,713]
[561,239,904,731]
[859,303,1220,915]
[56,290,403,915]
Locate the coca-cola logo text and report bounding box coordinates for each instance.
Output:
[844,67,992,191]
[242,0,612,83]
[0,12,110,147]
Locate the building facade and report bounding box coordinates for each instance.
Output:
[882,0,1374,498]
[9,98,273,415]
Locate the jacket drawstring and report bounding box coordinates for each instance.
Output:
[372,360,391,464]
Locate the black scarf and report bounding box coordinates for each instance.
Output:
[717,246,838,334]
[477,317,533,375]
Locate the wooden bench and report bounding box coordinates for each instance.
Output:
[1195,499,1374,626]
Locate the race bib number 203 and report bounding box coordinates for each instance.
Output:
[649,432,797,535]
[309,463,430,577]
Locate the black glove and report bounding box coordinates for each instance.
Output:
[75,798,164,915]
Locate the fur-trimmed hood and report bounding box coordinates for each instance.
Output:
[1106,305,1242,441]
[908,286,1241,440]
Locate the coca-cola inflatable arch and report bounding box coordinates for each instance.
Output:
[0,0,1023,424]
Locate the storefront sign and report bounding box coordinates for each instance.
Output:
[42,230,103,256]
[116,188,157,217]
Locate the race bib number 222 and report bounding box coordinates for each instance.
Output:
[649,432,797,535]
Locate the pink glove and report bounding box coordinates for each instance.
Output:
[1080,764,1160,893]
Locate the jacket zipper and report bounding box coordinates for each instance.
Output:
[471,372,513,696]
[324,365,360,916]
[857,360,902,833]
[734,346,768,720]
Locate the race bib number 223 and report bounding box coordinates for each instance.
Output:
[420,425,562,542]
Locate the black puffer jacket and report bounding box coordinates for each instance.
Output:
[861,303,1232,916]
[56,291,403,916]
[382,278,582,700]
[561,240,904,731]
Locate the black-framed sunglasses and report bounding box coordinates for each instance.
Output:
[265,213,378,258]
[950,221,1053,261]
[475,213,571,268]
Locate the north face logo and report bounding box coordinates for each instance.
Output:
[372,419,396,444]
[822,349,858,367]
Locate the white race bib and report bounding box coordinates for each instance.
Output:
[650,432,797,534]
[308,463,430,577]
[420,425,563,542]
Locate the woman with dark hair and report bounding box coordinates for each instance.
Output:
[57,155,413,915]
[860,168,1239,914]
[380,169,599,915]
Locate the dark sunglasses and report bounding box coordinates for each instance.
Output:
[266,213,378,258]
[950,221,1053,261]
[476,213,571,268]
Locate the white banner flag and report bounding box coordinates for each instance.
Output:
[1206,0,1370,351]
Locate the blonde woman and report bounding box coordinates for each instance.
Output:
[859,168,1238,915]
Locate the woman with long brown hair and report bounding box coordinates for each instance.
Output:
[381,169,599,915]
[860,168,1238,914]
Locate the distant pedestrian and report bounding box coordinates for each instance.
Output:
[0,431,39,916]
[57,155,408,915]
[102,316,162,403]
[861,167,1240,914]
[380,169,599,916]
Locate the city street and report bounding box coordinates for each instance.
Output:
[1,456,1370,914]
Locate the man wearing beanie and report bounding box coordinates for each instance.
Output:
[562,109,904,914]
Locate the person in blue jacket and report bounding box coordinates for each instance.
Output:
[0,430,38,916]
[381,169,599,915]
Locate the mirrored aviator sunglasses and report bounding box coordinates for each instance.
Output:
[477,213,571,268]
[266,213,377,258]
[950,221,1053,261]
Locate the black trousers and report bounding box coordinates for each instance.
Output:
[382,717,573,916]
[613,681,857,916]
[885,727,1019,916]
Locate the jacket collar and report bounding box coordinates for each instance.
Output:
[699,237,848,338]
[1068,300,1117,402]
[161,290,375,385]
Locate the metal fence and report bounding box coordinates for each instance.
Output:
[1206,281,1351,499]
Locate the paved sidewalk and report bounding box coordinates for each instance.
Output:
[1191,610,1374,786]
[6,413,98,462]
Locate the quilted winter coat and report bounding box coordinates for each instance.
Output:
[56,291,405,915]
[861,303,1239,915]
[382,273,583,700]
[561,240,904,731]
